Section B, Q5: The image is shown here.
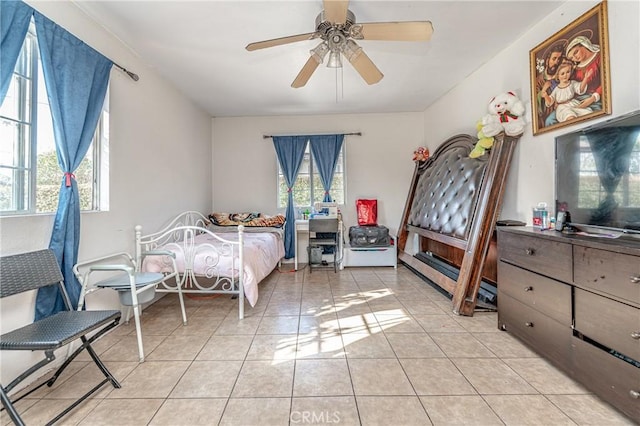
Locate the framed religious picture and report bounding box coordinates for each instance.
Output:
[529,2,611,135]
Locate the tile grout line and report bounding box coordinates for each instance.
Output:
[329,268,364,426]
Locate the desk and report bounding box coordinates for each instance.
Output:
[294,219,343,271]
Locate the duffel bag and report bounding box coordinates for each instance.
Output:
[349,225,390,247]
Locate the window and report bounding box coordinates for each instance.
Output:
[0,23,108,215]
[277,143,346,209]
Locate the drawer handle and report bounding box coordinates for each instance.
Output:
[525,322,534,328]
[631,332,640,340]
[630,390,640,399]
[631,276,640,284]
[524,286,533,292]
[525,248,535,256]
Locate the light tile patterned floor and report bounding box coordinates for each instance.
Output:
[3,266,635,425]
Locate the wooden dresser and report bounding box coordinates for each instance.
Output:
[497,227,640,422]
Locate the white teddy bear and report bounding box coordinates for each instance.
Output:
[481,91,526,137]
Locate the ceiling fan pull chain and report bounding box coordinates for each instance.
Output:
[335,66,344,103]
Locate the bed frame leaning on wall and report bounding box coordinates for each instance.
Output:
[397,133,521,316]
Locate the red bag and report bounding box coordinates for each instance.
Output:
[356,199,378,226]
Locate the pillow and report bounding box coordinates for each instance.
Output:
[254,214,286,228]
[210,212,258,226]
[229,212,260,222]
[209,212,285,228]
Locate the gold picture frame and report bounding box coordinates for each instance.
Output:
[529,2,611,135]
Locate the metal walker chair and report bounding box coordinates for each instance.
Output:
[73,251,186,362]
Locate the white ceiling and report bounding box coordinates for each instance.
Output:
[74,1,564,118]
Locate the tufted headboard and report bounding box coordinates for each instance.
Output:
[408,136,488,241]
[397,133,520,316]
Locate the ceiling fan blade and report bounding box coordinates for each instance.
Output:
[356,21,434,41]
[323,0,349,24]
[291,56,321,88]
[346,46,383,85]
[246,32,318,51]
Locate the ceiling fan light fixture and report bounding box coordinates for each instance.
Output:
[310,42,330,64]
[327,50,343,68]
[341,39,362,61]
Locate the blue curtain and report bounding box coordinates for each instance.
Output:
[0,0,34,102]
[273,136,309,259]
[309,134,344,202]
[34,12,113,320]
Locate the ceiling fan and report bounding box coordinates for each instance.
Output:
[245,0,434,88]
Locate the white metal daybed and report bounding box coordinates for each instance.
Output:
[135,211,284,320]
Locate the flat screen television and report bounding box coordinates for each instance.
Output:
[555,110,640,237]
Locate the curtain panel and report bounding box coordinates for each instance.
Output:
[309,134,344,202]
[0,0,34,102]
[273,136,309,259]
[33,12,113,319]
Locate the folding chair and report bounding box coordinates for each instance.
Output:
[0,250,121,426]
[73,251,185,362]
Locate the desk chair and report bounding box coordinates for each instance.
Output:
[74,252,185,362]
[307,218,339,273]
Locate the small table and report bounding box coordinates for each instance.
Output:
[294,218,343,271]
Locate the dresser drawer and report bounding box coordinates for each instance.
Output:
[498,261,572,324]
[498,232,572,282]
[498,292,572,369]
[574,288,640,362]
[572,336,640,422]
[574,246,640,305]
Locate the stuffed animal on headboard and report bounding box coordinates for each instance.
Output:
[481,91,526,137]
[469,122,495,158]
[413,146,430,162]
[470,91,526,158]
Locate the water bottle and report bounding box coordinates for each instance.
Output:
[532,202,548,229]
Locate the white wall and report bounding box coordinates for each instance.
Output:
[0,1,212,386]
[423,0,640,223]
[212,113,425,250]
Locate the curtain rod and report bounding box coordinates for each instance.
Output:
[113,62,139,81]
[263,132,361,139]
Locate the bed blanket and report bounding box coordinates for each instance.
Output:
[142,230,284,306]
